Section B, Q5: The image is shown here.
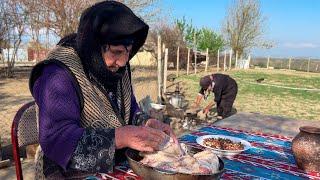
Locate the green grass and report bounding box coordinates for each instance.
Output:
[175,69,320,121]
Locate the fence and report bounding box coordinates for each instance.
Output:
[155,34,320,102]
[251,57,320,73]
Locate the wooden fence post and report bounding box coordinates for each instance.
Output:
[288,58,292,70]
[223,50,227,71]
[194,51,197,74]
[176,46,180,77]
[235,51,238,69]
[307,58,310,72]
[157,35,162,100]
[267,56,270,69]
[205,48,209,72]
[229,49,232,70]
[248,55,251,69]
[187,48,190,75]
[217,49,220,72]
[163,48,168,93]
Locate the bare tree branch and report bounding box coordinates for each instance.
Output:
[222,0,272,56]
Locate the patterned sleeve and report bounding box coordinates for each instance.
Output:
[69,128,116,173]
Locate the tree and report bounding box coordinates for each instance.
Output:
[175,17,200,49]
[0,0,27,77]
[148,23,187,68]
[118,0,162,26]
[176,17,225,54]
[222,0,271,56]
[197,28,225,54]
[19,0,95,38]
[20,0,162,38]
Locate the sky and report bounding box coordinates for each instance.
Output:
[162,0,320,58]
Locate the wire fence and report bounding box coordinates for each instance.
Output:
[251,57,320,73]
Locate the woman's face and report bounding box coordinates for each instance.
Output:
[102,44,132,72]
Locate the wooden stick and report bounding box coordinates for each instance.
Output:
[157,35,162,100]
[229,49,232,70]
[307,58,310,72]
[223,50,226,71]
[217,49,220,72]
[205,48,209,72]
[194,51,197,74]
[235,51,238,69]
[289,58,292,70]
[187,48,190,75]
[176,46,180,77]
[267,56,270,69]
[163,48,168,93]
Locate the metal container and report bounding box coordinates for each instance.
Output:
[125,148,225,180]
[169,93,184,108]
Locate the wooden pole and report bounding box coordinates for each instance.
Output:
[248,55,251,69]
[157,35,162,100]
[187,48,190,75]
[162,43,166,53]
[307,58,310,72]
[223,50,226,71]
[288,58,292,70]
[316,64,319,72]
[163,48,168,93]
[217,49,220,72]
[194,51,197,74]
[205,48,209,72]
[229,49,232,70]
[176,46,180,77]
[235,51,238,69]
[267,56,270,69]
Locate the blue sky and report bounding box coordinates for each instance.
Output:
[162,0,320,58]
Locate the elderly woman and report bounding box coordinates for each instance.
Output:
[29,1,174,179]
[194,73,238,120]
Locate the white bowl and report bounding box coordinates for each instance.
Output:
[150,103,166,110]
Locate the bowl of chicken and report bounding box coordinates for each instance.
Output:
[125,138,225,180]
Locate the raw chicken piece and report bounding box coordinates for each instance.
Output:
[140,138,220,174]
[193,150,219,173]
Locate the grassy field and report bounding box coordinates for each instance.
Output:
[175,69,320,121]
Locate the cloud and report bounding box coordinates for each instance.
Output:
[283,42,319,49]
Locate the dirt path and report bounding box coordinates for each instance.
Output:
[0,77,33,146]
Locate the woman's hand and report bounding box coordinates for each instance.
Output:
[144,118,174,137]
[144,119,180,148]
[115,125,169,152]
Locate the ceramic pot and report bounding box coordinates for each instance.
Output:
[291,126,320,172]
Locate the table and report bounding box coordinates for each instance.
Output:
[92,125,320,180]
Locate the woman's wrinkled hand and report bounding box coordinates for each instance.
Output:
[115,125,169,152]
[144,118,175,137]
[144,118,179,147]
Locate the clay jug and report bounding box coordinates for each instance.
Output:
[291,126,320,172]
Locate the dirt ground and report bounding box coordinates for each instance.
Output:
[0,77,33,146]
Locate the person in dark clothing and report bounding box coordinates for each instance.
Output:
[194,73,238,119]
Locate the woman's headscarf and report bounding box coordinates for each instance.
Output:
[75,1,149,88]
